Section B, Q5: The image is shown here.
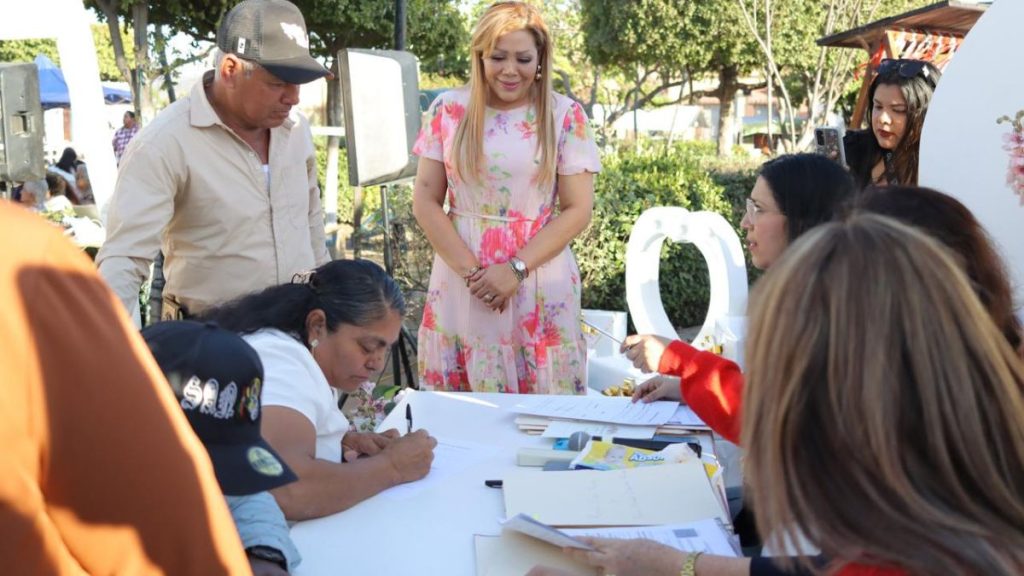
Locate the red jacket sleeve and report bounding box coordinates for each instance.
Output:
[657,340,744,444]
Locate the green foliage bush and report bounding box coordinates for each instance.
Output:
[573,141,759,330]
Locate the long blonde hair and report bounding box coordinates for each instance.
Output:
[451,1,556,188]
[743,214,1024,574]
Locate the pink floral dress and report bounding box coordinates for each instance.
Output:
[413,88,601,394]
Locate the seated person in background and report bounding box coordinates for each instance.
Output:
[843,59,940,189]
[45,173,67,201]
[201,259,437,521]
[17,179,48,212]
[532,215,1024,576]
[143,320,303,575]
[625,153,856,443]
[74,162,95,205]
[853,185,1023,355]
[48,147,83,204]
[0,203,248,573]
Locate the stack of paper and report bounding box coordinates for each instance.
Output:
[510,396,710,437]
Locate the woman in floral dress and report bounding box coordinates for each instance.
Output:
[412,1,601,394]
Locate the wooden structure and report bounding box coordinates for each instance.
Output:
[818,0,990,127]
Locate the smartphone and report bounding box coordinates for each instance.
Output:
[814,126,847,168]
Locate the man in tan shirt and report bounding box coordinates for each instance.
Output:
[98,0,332,320]
[0,203,251,574]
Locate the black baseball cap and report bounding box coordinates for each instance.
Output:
[217,0,331,85]
[142,320,298,496]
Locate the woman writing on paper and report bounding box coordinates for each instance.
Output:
[626,154,856,442]
[202,259,437,521]
[630,185,1024,444]
[532,216,1024,575]
[412,1,601,394]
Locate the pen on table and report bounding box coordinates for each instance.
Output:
[406,404,413,435]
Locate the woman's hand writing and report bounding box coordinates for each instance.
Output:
[621,334,673,373]
[469,264,520,312]
[382,429,437,483]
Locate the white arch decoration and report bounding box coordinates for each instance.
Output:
[919,0,1024,308]
[625,207,748,361]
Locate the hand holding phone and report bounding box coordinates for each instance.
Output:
[815,127,847,167]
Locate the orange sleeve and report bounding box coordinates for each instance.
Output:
[0,205,250,575]
[657,340,744,444]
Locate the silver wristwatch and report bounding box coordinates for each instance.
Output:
[508,257,529,282]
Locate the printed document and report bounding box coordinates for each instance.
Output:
[511,396,679,426]
[563,518,740,556]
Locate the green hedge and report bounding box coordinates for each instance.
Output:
[574,142,759,330]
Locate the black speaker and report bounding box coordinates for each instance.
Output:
[338,49,420,187]
[0,62,45,182]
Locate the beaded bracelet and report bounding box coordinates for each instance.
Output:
[680,551,703,576]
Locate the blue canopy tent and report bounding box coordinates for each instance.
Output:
[34,54,132,109]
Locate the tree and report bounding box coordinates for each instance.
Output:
[88,1,215,118]
[580,0,763,155]
[93,23,135,81]
[0,38,59,65]
[0,23,129,81]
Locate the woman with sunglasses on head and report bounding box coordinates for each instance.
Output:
[623,154,856,443]
[844,59,941,189]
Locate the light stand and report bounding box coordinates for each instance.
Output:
[380,183,419,390]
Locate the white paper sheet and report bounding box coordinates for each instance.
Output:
[376,436,497,500]
[510,396,679,426]
[540,420,659,440]
[666,405,711,429]
[562,518,740,556]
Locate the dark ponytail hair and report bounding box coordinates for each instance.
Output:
[201,259,406,347]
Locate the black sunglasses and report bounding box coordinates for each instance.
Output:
[876,59,935,86]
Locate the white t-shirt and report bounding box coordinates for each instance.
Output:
[244,329,350,463]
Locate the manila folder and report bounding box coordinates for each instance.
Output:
[502,462,726,527]
[474,532,596,576]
